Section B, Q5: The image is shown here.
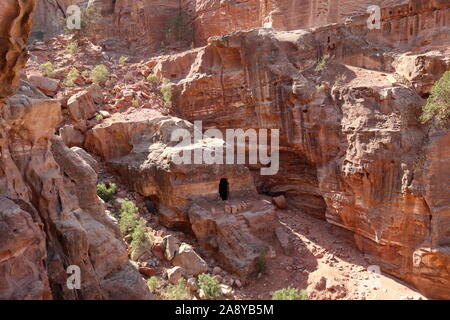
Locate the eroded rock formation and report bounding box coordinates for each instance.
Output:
[32,0,411,52]
[0,0,151,300]
[84,113,279,275]
[182,0,409,45]
[150,0,450,298]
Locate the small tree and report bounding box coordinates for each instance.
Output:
[130,219,153,260]
[272,287,309,300]
[420,71,450,126]
[119,199,139,235]
[160,78,172,107]
[96,183,117,202]
[198,273,222,300]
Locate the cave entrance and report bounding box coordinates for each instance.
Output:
[144,196,159,215]
[219,178,229,201]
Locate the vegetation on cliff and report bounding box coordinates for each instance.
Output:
[420,71,450,126]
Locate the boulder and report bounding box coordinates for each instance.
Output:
[187,277,198,292]
[162,235,180,261]
[167,266,184,284]
[60,125,85,148]
[138,266,156,277]
[220,284,233,297]
[87,84,104,104]
[27,74,59,97]
[272,195,288,209]
[172,243,208,276]
[70,147,100,173]
[67,90,98,121]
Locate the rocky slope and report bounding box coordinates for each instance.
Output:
[0,0,151,300]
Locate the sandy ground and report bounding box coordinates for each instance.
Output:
[239,208,427,300]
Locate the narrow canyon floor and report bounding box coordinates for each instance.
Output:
[241,210,427,300]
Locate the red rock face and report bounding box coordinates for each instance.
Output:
[152,0,450,298]
[182,0,409,45]
[32,0,410,53]
[0,0,36,98]
[0,0,151,300]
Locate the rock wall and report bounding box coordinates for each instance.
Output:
[31,0,411,52]
[151,0,450,298]
[182,0,408,45]
[0,0,151,300]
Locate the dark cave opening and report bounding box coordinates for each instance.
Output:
[219,178,229,201]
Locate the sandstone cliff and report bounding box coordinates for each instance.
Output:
[0,0,151,300]
[150,0,450,298]
[32,0,410,52]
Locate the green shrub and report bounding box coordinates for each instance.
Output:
[90,64,109,86]
[132,98,140,108]
[39,61,55,78]
[163,278,191,300]
[147,276,160,293]
[198,273,222,300]
[130,219,153,260]
[66,42,78,54]
[147,73,158,84]
[161,78,172,107]
[119,199,139,235]
[119,56,128,65]
[96,183,117,202]
[420,71,450,126]
[63,67,80,87]
[315,54,330,72]
[272,287,309,300]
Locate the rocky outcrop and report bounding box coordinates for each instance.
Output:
[85,113,279,275]
[32,0,413,52]
[0,0,151,300]
[151,0,450,298]
[85,114,258,227]
[0,0,36,98]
